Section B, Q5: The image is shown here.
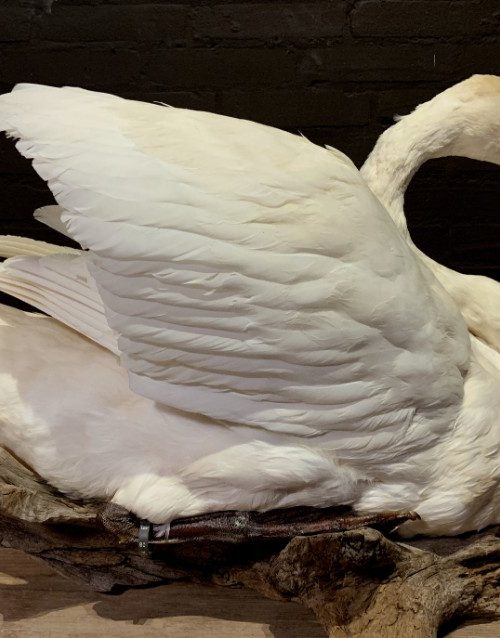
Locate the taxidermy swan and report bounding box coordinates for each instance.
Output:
[0,81,498,537]
[361,74,500,350]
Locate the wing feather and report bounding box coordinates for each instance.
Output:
[33,205,73,239]
[0,84,469,435]
[0,252,118,354]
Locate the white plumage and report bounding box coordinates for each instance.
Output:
[361,74,500,350]
[0,79,498,535]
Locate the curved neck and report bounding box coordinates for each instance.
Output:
[361,77,500,236]
[360,77,500,352]
[361,115,461,237]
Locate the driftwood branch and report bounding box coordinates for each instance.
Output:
[1,446,499,637]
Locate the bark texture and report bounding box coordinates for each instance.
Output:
[1,445,499,638]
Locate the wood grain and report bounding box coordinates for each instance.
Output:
[0,549,498,638]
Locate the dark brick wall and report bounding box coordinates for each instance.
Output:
[0,0,499,280]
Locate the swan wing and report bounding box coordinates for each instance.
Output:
[0,84,469,435]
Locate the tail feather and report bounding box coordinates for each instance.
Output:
[0,247,118,354]
[0,234,78,258]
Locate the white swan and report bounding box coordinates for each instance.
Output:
[0,82,498,536]
[361,74,500,350]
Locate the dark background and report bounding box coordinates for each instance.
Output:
[0,0,499,282]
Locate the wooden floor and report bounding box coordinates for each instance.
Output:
[0,549,498,637]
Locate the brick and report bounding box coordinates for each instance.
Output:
[219,89,370,128]
[192,2,347,42]
[0,47,141,88]
[457,43,500,76]
[34,4,188,43]
[405,158,500,226]
[450,224,500,268]
[0,6,33,41]
[375,87,450,121]
[143,48,298,89]
[298,42,459,82]
[351,0,500,38]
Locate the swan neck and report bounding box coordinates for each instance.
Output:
[361,118,455,235]
[362,80,500,232]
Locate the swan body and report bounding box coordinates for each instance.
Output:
[361,74,500,350]
[1,302,368,525]
[1,287,497,535]
[0,82,498,535]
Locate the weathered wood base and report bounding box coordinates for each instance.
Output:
[1,446,499,637]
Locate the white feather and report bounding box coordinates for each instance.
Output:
[0,234,78,258]
[361,74,500,351]
[33,205,73,239]
[0,251,118,354]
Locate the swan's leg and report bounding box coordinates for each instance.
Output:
[145,508,419,543]
[100,503,418,545]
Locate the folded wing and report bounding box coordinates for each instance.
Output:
[0,84,469,435]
